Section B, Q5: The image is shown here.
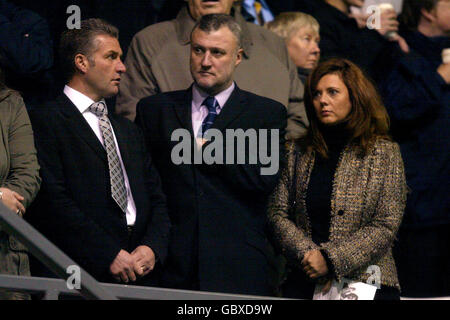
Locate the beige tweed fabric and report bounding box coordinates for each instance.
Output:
[267,139,407,289]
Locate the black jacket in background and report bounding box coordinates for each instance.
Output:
[0,0,54,109]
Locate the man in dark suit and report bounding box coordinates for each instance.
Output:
[136,14,286,296]
[27,19,171,286]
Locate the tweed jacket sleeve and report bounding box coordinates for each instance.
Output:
[267,142,320,264]
[0,91,40,208]
[320,141,407,280]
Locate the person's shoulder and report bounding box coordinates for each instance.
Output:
[245,22,286,51]
[371,138,401,157]
[27,95,65,123]
[139,89,187,105]
[0,89,22,107]
[130,20,177,52]
[238,88,286,112]
[137,89,189,115]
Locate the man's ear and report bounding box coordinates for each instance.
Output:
[74,53,90,74]
[235,48,244,67]
[420,7,436,23]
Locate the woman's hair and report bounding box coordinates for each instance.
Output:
[399,0,439,30]
[301,58,391,158]
[265,12,319,41]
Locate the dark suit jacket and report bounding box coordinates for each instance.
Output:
[136,85,287,295]
[27,94,171,284]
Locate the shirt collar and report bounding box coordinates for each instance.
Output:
[192,82,235,112]
[63,85,106,114]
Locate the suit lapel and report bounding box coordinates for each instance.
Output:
[173,87,195,136]
[58,95,107,163]
[211,86,247,132]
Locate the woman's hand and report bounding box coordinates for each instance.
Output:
[0,187,25,216]
[301,249,329,279]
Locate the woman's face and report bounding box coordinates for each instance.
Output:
[286,27,320,70]
[312,73,352,126]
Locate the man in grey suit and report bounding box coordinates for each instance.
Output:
[117,0,308,140]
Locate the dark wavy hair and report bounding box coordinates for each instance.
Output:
[301,58,391,159]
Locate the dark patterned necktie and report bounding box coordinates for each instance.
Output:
[201,96,219,135]
[89,101,127,213]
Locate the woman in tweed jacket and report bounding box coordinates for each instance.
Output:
[268,58,407,300]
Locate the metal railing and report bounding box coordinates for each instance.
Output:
[0,203,282,300]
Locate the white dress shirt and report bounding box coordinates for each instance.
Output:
[191,82,235,138]
[64,85,137,226]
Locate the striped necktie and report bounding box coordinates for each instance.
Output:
[89,101,127,213]
[201,96,219,135]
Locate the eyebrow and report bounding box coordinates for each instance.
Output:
[193,44,226,52]
[104,50,122,57]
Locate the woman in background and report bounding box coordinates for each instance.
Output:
[266,12,321,83]
[0,67,40,300]
[268,58,407,300]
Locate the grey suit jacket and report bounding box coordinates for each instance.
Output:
[116,5,308,139]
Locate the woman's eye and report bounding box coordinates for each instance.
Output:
[328,89,338,95]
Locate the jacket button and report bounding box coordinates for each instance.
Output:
[338,210,344,216]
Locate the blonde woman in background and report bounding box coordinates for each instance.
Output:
[266,12,321,83]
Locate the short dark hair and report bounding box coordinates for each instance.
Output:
[302,58,391,158]
[59,18,119,81]
[399,0,439,29]
[191,14,242,49]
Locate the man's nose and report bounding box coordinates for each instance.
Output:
[117,59,126,73]
[201,52,212,67]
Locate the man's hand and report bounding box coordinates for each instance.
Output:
[131,245,156,278]
[109,249,137,283]
[437,63,450,84]
[301,249,329,279]
[0,187,25,216]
